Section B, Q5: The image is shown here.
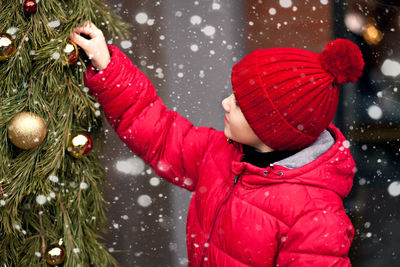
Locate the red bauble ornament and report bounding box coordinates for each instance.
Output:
[64,41,79,65]
[23,0,38,14]
[67,133,93,158]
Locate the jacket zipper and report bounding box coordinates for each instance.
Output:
[200,174,241,266]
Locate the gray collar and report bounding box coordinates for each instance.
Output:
[274,130,335,169]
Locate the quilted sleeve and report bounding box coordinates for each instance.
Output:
[84,45,215,191]
[275,210,354,267]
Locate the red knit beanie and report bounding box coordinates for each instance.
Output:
[231,39,364,151]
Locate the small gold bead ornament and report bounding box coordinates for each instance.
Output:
[45,239,66,266]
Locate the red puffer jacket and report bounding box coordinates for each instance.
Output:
[85,46,356,267]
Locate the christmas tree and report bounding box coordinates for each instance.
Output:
[0,0,130,266]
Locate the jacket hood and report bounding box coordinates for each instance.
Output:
[231,124,355,199]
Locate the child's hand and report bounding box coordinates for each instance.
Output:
[69,21,111,70]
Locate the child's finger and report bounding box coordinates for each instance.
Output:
[70,33,91,50]
[73,22,102,39]
[73,26,93,38]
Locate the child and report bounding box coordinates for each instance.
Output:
[70,22,364,266]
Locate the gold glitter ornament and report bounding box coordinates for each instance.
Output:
[0,33,16,61]
[45,240,66,266]
[8,112,47,149]
[67,133,93,158]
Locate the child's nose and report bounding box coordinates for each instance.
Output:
[221,97,230,112]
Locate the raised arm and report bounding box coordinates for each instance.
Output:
[70,22,216,191]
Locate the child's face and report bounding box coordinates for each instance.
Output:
[222,94,269,151]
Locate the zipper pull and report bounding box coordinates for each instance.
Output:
[233,174,240,184]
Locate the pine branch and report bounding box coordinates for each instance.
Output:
[0,1,131,266]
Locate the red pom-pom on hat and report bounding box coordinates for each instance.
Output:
[319,39,364,84]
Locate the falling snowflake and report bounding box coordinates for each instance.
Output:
[135,12,149,24]
[137,194,152,208]
[36,195,47,205]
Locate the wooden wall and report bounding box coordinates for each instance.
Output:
[244,0,334,53]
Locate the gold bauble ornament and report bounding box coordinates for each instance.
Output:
[45,241,66,266]
[0,33,16,61]
[8,112,47,149]
[67,133,93,158]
